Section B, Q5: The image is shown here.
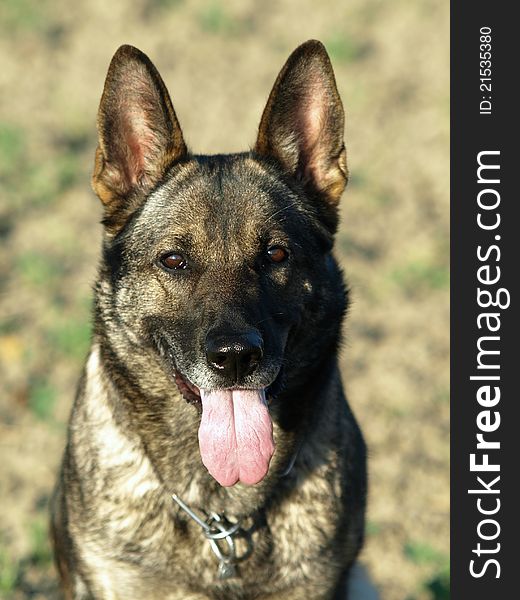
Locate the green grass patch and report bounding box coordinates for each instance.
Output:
[425,567,450,600]
[28,379,57,421]
[337,235,380,261]
[147,0,183,10]
[405,542,447,566]
[28,520,53,567]
[0,555,18,596]
[406,568,450,600]
[372,190,395,206]
[347,170,368,189]
[433,387,450,405]
[47,319,92,361]
[405,541,450,600]
[391,260,449,293]
[0,123,25,176]
[198,2,236,35]
[16,252,65,288]
[0,520,54,596]
[0,318,22,336]
[0,540,18,595]
[1,122,82,211]
[325,33,369,63]
[55,154,80,191]
[0,0,51,34]
[366,520,382,536]
[24,153,82,208]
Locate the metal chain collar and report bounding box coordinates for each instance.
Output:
[170,449,299,579]
[171,494,254,580]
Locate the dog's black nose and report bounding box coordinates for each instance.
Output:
[206,331,263,382]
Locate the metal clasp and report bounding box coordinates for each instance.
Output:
[172,494,253,580]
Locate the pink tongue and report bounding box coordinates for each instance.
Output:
[198,389,275,486]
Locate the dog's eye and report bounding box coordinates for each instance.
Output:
[266,246,289,264]
[160,253,187,270]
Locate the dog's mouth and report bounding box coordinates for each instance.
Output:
[173,370,275,487]
[174,370,202,407]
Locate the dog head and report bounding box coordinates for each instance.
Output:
[92,42,348,486]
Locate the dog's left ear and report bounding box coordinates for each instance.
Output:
[255,40,347,232]
[93,45,187,232]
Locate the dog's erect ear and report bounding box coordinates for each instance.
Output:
[255,40,347,232]
[92,45,186,230]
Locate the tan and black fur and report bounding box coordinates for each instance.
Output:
[51,41,367,599]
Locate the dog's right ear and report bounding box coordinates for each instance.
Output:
[255,40,347,234]
[92,45,186,232]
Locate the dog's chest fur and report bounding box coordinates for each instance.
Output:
[65,347,347,600]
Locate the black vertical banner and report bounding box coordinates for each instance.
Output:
[451,2,518,598]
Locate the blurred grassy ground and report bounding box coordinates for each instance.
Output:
[0,1,449,598]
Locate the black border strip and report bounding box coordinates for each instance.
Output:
[451,3,517,597]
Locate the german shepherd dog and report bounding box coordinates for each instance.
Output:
[51,40,367,599]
